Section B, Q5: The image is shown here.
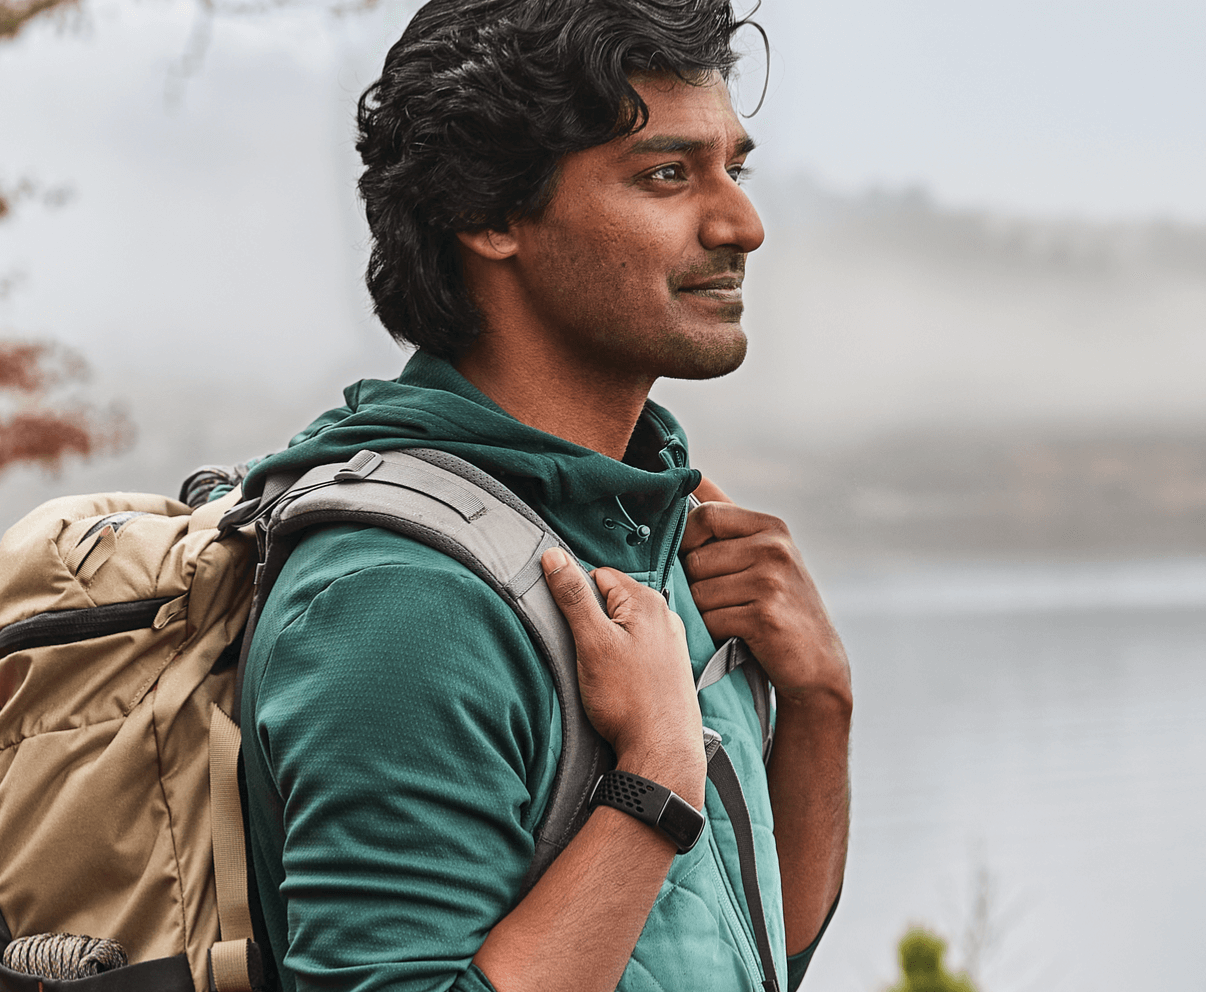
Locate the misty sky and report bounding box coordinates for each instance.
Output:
[754,0,1206,220]
[1,0,1204,447]
[5,0,1205,217]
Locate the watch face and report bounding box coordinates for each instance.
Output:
[659,795,705,851]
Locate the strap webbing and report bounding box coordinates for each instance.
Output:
[697,637,780,987]
[697,638,774,762]
[209,940,256,992]
[707,744,780,992]
[695,636,745,693]
[208,705,256,992]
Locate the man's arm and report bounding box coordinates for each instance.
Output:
[680,482,852,954]
[247,540,703,992]
[472,550,708,992]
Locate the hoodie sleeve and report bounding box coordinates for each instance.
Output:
[242,525,560,992]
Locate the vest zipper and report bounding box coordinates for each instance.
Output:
[656,498,689,595]
[646,421,691,593]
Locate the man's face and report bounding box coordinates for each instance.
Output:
[503,71,764,383]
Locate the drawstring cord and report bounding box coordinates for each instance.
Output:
[603,496,651,546]
[604,435,687,546]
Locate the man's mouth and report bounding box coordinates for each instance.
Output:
[676,276,744,303]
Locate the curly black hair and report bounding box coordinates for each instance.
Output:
[356,0,756,360]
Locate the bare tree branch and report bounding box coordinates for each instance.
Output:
[0,0,78,41]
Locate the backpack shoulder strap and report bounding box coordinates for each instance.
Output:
[230,448,610,893]
[704,737,781,992]
[231,450,781,986]
[696,637,774,763]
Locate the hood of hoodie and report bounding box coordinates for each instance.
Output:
[241,351,702,584]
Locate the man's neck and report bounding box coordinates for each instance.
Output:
[455,331,653,462]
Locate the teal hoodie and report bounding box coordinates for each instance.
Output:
[241,352,824,992]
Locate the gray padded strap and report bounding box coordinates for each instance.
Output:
[236,449,608,895]
[332,449,487,521]
[506,532,563,598]
[697,637,775,763]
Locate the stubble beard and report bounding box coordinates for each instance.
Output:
[656,248,750,380]
[649,314,748,381]
[570,296,748,385]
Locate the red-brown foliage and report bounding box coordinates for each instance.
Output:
[0,405,133,474]
[0,339,131,474]
[0,341,88,392]
[0,410,92,470]
[0,342,48,392]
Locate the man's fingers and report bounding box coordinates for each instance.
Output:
[593,566,649,624]
[541,548,607,627]
[679,501,770,555]
[691,602,749,645]
[686,571,755,615]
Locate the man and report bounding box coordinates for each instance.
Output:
[239,2,851,990]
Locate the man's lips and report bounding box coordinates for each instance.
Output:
[676,275,744,301]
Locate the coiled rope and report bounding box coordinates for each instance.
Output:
[2,933,128,980]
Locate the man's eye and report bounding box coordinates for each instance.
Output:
[648,164,684,182]
[728,164,753,184]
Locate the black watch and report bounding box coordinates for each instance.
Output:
[588,769,705,854]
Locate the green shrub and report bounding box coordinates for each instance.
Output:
[886,928,978,992]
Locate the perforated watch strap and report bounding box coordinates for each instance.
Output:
[589,770,704,854]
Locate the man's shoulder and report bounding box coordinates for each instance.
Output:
[244,520,558,728]
[254,521,534,658]
[277,519,484,587]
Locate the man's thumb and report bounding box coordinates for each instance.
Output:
[541,547,606,625]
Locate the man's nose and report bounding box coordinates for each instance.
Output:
[699,180,765,255]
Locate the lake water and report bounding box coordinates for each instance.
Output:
[807,557,1206,991]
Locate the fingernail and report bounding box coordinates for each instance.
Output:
[543,547,568,572]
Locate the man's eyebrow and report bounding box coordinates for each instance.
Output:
[624,134,757,158]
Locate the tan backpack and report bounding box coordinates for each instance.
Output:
[0,487,262,992]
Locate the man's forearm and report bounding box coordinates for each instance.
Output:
[472,753,704,992]
[766,689,851,954]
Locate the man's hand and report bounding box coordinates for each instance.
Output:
[679,485,851,707]
[540,548,706,805]
[682,480,851,955]
[471,551,708,992]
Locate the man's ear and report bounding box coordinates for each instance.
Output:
[456,227,520,261]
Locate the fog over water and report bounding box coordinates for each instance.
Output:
[2,2,1204,989]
